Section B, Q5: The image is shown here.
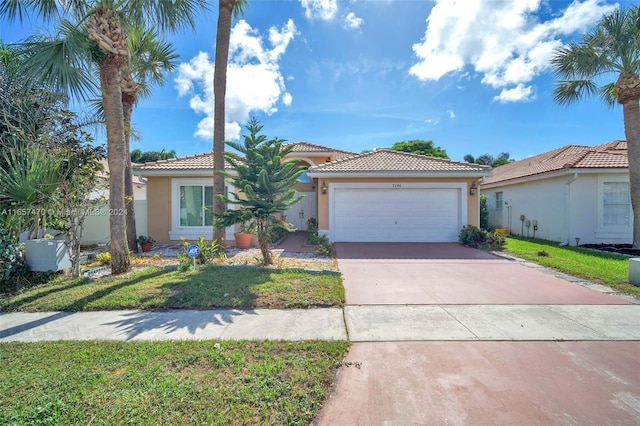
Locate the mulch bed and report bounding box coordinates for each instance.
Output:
[580,244,640,257]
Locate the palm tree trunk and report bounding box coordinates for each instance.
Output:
[213,0,236,248]
[622,99,640,248]
[122,88,139,253]
[99,57,131,273]
[88,8,131,274]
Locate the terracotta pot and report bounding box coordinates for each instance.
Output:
[140,242,153,253]
[234,232,253,249]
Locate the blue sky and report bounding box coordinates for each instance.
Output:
[0,0,631,162]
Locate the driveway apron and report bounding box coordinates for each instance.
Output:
[314,243,640,425]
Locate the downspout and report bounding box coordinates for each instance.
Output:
[560,172,578,246]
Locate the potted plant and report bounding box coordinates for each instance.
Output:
[137,235,155,253]
[234,221,256,250]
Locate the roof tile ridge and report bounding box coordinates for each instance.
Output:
[378,149,490,169]
[286,141,357,155]
[310,150,369,169]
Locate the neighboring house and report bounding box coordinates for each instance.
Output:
[481,140,631,245]
[81,159,148,245]
[133,142,490,244]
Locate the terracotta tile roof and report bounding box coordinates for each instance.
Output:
[308,149,490,174]
[483,140,628,185]
[285,142,356,160]
[133,153,233,171]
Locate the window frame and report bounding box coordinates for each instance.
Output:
[495,191,504,210]
[170,178,234,240]
[597,175,632,233]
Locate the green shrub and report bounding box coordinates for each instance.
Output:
[95,252,111,265]
[458,225,505,251]
[0,227,27,287]
[307,217,318,234]
[313,235,335,257]
[180,236,223,267]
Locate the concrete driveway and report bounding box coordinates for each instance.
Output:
[315,243,640,425]
[336,242,629,305]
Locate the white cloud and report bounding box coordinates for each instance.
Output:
[344,12,364,30]
[300,0,337,21]
[493,83,535,103]
[175,19,297,141]
[447,109,455,119]
[409,0,617,102]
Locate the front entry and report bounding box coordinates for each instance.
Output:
[285,192,317,231]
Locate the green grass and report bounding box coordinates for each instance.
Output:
[0,340,349,425]
[0,265,345,312]
[504,236,640,297]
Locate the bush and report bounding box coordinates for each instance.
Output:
[313,235,335,257]
[458,225,505,251]
[95,252,111,265]
[179,236,223,269]
[0,227,27,287]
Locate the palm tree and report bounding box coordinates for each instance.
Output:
[213,0,247,246]
[551,6,640,248]
[122,27,178,252]
[1,0,208,273]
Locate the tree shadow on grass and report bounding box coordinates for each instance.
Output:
[58,268,169,311]
[161,265,274,310]
[102,308,257,340]
[0,277,91,311]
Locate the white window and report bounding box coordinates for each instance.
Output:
[603,182,630,227]
[179,185,213,227]
[495,192,503,210]
[170,178,234,241]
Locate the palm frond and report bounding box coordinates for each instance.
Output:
[598,82,617,107]
[19,20,99,102]
[128,0,211,33]
[552,80,598,105]
[0,0,60,23]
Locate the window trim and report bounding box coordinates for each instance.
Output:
[597,175,632,232]
[170,178,234,241]
[495,191,504,210]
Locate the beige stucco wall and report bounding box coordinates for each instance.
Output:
[145,176,172,243]
[314,177,480,231]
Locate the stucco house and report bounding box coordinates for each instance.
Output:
[481,140,632,245]
[133,142,490,244]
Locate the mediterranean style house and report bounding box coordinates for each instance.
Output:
[133,143,490,245]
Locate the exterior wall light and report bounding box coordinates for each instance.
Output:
[469,181,477,196]
[321,181,328,195]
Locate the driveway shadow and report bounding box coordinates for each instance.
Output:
[335,242,501,260]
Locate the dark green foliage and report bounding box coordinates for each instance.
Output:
[464,152,512,167]
[480,194,489,230]
[0,226,27,287]
[130,148,177,163]
[458,225,505,251]
[216,118,304,264]
[178,236,223,270]
[313,235,335,257]
[390,140,449,159]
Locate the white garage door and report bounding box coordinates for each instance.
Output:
[333,187,462,242]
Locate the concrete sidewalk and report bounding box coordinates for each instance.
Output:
[2,304,639,342]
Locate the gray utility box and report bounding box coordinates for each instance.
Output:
[630,258,640,287]
[25,239,71,272]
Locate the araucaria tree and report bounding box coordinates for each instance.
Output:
[216,118,304,264]
[551,5,640,248]
[1,0,208,274]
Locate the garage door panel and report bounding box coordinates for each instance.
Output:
[333,188,461,242]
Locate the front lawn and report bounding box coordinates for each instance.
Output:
[504,236,639,297]
[0,340,349,425]
[0,265,344,312]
